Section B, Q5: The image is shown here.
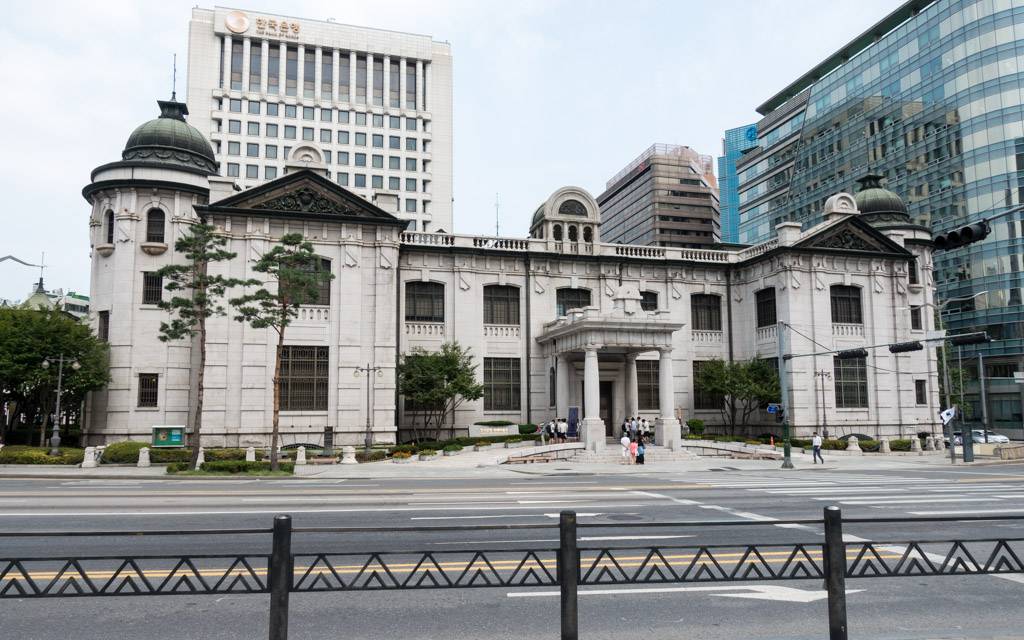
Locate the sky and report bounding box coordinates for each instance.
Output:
[0,0,902,303]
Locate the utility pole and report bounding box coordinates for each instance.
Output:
[814,369,831,439]
[353,363,384,454]
[777,321,793,469]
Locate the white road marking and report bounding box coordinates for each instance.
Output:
[820,497,1003,505]
[506,584,861,603]
[0,504,646,517]
[430,535,693,546]
[630,491,700,505]
[908,508,1024,516]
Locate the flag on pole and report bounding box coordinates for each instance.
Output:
[939,406,957,425]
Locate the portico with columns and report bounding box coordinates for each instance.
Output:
[537,285,684,453]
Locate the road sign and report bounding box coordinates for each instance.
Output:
[767,403,780,414]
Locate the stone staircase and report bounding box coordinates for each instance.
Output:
[568,444,696,464]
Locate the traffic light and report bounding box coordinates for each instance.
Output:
[889,341,924,353]
[934,222,990,251]
[948,332,991,346]
[836,348,869,359]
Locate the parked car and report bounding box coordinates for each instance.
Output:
[970,430,1010,444]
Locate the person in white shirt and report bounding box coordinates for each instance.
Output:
[812,432,824,464]
[557,418,568,443]
[620,434,631,463]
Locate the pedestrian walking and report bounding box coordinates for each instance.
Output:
[557,418,568,443]
[629,438,638,464]
[620,433,631,464]
[636,439,646,465]
[812,432,824,464]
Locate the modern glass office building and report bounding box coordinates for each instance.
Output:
[736,0,1024,429]
[717,124,757,243]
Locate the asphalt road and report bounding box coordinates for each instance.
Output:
[2,464,1024,639]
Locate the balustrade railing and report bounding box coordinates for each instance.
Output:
[405,322,445,337]
[832,323,865,337]
[483,325,521,338]
[691,330,724,344]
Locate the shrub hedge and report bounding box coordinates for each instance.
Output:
[355,450,387,463]
[0,446,85,465]
[518,424,538,435]
[100,441,147,463]
[390,434,541,454]
[473,420,514,426]
[166,460,294,474]
[685,419,705,436]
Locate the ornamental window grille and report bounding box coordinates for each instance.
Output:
[691,294,722,330]
[484,285,520,325]
[558,199,587,216]
[640,291,658,312]
[693,361,724,410]
[484,357,521,411]
[405,282,444,322]
[556,288,591,316]
[833,356,869,408]
[280,346,329,411]
[830,285,863,324]
[553,224,563,241]
[637,360,659,410]
[755,288,776,328]
[98,310,109,342]
[142,272,163,305]
[137,374,159,407]
[146,209,165,243]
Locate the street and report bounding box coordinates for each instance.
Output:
[2,463,1024,639]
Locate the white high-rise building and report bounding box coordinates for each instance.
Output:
[186,7,453,232]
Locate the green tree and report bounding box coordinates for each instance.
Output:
[694,359,779,434]
[0,308,109,445]
[397,342,484,442]
[230,233,333,470]
[156,222,250,469]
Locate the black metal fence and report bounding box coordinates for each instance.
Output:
[2,509,1024,640]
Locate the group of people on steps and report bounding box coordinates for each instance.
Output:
[620,416,651,465]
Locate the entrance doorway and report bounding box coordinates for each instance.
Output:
[600,381,614,437]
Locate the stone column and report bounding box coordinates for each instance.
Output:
[297,45,305,97]
[556,354,570,422]
[399,58,407,110]
[222,35,232,90]
[349,51,358,103]
[415,60,424,111]
[260,40,270,94]
[424,61,431,111]
[279,43,287,96]
[314,47,323,100]
[332,49,340,102]
[581,344,605,452]
[655,347,681,450]
[383,55,391,107]
[241,38,251,92]
[624,354,638,420]
[367,52,375,106]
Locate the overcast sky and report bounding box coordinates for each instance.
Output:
[0,0,901,303]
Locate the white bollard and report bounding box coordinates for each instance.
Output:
[245,447,256,462]
[925,436,936,451]
[846,436,861,452]
[296,446,307,465]
[936,437,946,452]
[879,437,891,454]
[911,437,922,453]
[195,447,205,469]
[137,447,151,468]
[81,446,98,468]
[341,446,357,465]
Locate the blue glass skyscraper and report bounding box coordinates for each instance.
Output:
[718,124,757,243]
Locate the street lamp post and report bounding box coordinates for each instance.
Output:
[814,370,831,439]
[41,354,80,456]
[353,363,384,454]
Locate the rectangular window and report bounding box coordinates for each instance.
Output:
[339,54,350,99]
[227,163,240,177]
[372,114,384,128]
[285,104,296,118]
[910,306,922,331]
[389,135,401,149]
[355,132,366,146]
[228,120,241,134]
[405,281,444,322]
[303,48,315,98]
[246,143,259,157]
[230,39,243,90]
[372,175,383,189]
[280,346,329,411]
[355,54,367,103]
[915,379,927,405]
[338,111,350,124]
[338,151,349,165]
[266,123,278,137]
[266,145,278,159]
[337,172,349,186]
[389,176,400,190]
[265,166,278,179]
[830,285,863,324]
[693,361,723,410]
[247,101,260,115]
[337,131,350,144]
[266,103,279,117]
[484,285,520,325]
[246,164,258,179]
[268,46,280,94]
[355,153,366,167]
[227,141,240,155]
[284,125,296,140]
[389,156,401,170]
[405,198,417,213]
[389,115,401,129]
[389,58,401,107]
[321,51,333,98]
[97,310,110,342]
[249,45,261,91]
[637,360,659,410]
[372,154,384,169]
[142,272,162,305]
[302,127,313,141]
[372,134,384,148]
[641,291,657,311]
[406,63,417,109]
[406,158,417,171]
[320,108,332,122]
[406,137,417,151]
[285,46,298,96]
[302,106,314,120]
[691,294,721,330]
[755,288,776,328]
[355,112,367,126]
[484,358,521,411]
[320,129,332,143]
[372,57,384,106]
[556,288,590,316]
[229,98,241,112]
[834,357,868,408]
[354,174,366,187]
[406,118,417,131]
[137,373,159,408]
[323,150,331,164]
[908,258,919,285]
[247,121,259,135]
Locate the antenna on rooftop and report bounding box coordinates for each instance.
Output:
[171,53,178,100]
[495,193,500,237]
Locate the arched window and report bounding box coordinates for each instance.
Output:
[146,209,165,243]
[641,291,658,311]
[483,285,520,325]
[568,225,578,242]
[552,224,563,241]
[690,294,721,330]
[105,210,114,244]
[556,288,591,316]
[405,281,445,322]
[830,285,862,324]
[583,226,593,243]
[558,199,587,216]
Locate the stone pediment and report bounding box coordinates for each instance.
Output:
[204,169,404,225]
[796,216,910,256]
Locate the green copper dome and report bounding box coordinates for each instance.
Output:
[122,100,218,175]
[854,173,909,222]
